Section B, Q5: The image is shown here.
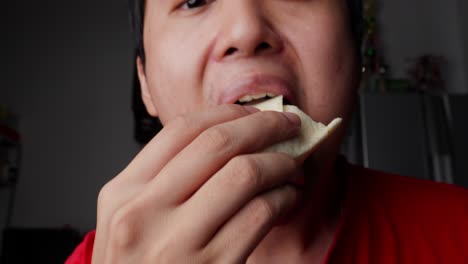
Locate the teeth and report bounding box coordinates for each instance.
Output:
[238,93,277,103]
[238,95,253,103]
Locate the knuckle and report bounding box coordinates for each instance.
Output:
[229,156,261,189]
[201,126,233,151]
[109,206,139,250]
[97,180,117,210]
[251,197,275,223]
[198,246,216,264]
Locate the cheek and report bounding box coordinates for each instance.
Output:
[143,22,212,123]
[283,10,356,123]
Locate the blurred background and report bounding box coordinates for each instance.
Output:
[1,0,467,262]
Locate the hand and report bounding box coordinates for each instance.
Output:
[92,104,303,263]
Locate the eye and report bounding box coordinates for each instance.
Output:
[181,0,208,9]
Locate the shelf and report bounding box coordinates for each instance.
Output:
[0,182,16,189]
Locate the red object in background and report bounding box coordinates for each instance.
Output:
[407,55,446,91]
[0,125,20,143]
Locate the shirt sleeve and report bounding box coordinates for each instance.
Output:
[65,230,96,264]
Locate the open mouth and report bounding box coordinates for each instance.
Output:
[234,93,291,106]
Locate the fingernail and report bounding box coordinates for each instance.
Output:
[283,112,301,126]
[244,106,260,114]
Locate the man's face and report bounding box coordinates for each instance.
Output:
[140,0,357,131]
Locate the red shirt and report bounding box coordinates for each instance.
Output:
[66,162,468,264]
[328,164,468,263]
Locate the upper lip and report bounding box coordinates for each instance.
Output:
[218,75,296,105]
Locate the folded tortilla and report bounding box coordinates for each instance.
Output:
[252,96,342,162]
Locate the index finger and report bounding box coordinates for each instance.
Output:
[119,104,260,183]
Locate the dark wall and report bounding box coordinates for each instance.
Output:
[2,0,139,233]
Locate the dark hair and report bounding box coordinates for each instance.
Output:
[128,0,363,64]
[128,0,146,63]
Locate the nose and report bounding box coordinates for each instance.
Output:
[212,1,283,61]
